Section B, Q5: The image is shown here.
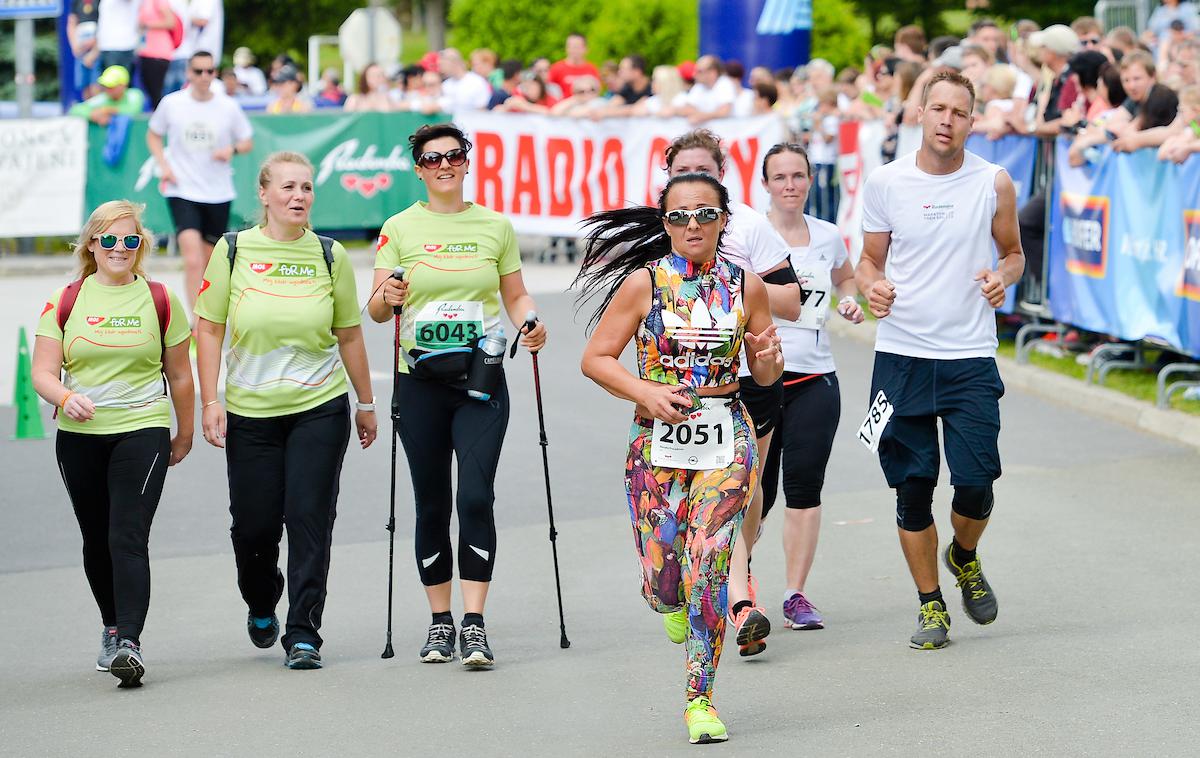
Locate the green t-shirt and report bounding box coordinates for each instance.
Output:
[374,202,521,373]
[36,276,190,435]
[68,88,146,119]
[194,227,362,418]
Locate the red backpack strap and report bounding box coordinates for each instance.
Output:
[147,280,170,363]
[56,279,85,333]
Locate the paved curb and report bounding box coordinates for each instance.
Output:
[825,316,1200,452]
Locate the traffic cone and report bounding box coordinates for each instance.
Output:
[12,327,47,440]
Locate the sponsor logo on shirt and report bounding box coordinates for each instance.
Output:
[87,315,142,328]
[267,263,319,279]
[659,353,737,369]
[921,202,955,222]
[199,279,211,296]
[249,262,272,274]
[41,302,53,316]
[376,234,389,251]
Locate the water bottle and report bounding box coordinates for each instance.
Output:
[466,327,507,401]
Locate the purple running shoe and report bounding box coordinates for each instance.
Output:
[783,592,824,630]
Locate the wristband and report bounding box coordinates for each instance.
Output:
[839,295,857,307]
[203,399,220,409]
[355,401,376,412]
[60,390,74,408]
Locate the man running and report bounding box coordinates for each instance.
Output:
[855,70,1024,650]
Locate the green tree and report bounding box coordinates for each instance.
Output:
[811,0,872,70]
[584,0,698,67]
[980,0,1097,28]
[222,0,364,68]
[0,19,60,101]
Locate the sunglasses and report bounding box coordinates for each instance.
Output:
[1082,37,1102,46]
[93,233,142,250]
[664,207,724,226]
[192,67,215,75]
[417,148,469,169]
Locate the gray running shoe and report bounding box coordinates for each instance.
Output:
[459,623,494,668]
[109,639,145,687]
[420,620,456,663]
[909,600,951,650]
[96,626,119,672]
[943,544,999,625]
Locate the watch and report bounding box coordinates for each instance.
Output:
[355,401,376,412]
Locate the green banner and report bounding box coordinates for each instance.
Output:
[86,111,442,235]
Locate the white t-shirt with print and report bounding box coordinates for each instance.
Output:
[777,216,849,375]
[149,89,253,204]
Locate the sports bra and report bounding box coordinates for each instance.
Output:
[635,252,746,389]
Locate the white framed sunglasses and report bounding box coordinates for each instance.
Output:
[664,207,725,226]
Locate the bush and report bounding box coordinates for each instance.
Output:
[812,0,872,72]
[585,0,698,67]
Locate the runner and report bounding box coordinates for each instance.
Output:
[576,172,784,743]
[367,123,547,668]
[855,70,1024,649]
[664,129,800,658]
[757,143,864,631]
[195,151,377,670]
[31,200,195,687]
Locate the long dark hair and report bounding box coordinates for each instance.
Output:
[572,173,731,331]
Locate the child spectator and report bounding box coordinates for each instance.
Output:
[975,64,1022,138]
[630,64,687,116]
[1159,84,1200,160]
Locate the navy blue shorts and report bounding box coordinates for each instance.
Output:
[869,352,1004,487]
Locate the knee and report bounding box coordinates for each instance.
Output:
[895,477,936,532]
[952,484,994,521]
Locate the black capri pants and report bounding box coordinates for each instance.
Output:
[761,372,841,520]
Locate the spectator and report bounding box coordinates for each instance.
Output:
[728,60,757,117]
[1071,16,1106,54]
[961,44,995,88]
[894,24,927,63]
[186,0,222,66]
[405,69,444,114]
[628,65,686,116]
[1107,50,1159,134]
[678,55,737,123]
[487,59,523,109]
[599,60,621,95]
[345,63,393,112]
[1159,19,1199,76]
[68,0,102,100]
[1166,38,1200,88]
[232,47,267,96]
[1113,82,1182,151]
[614,54,652,106]
[548,33,600,96]
[834,66,861,111]
[806,86,839,222]
[968,18,1008,63]
[928,35,961,63]
[1158,84,1200,161]
[530,57,563,99]
[1062,50,1113,126]
[315,67,346,107]
[137,0,179,108]
[781,67,808,119]
[98,0,140,76]
[751,81,778,114]
[68,65,145,124]
[266,65,311,114]
[975,64,1022,138]
[470,47,502,89]
[1106,26,1139,61]
[1146,0,1200,50]
[1029,24,1081,136]
[437,48,491,112]
[494,74,556,114]
[551,74,604,116]
[220,67,241,97]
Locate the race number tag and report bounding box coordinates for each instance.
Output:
[857,390,894,453]
[651,399,735,470]
[414,301,484,350]
[795,268,833,330]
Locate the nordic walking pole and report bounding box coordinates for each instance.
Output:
[515,311,570,648]
[382,265,405,659]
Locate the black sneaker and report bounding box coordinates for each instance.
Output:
[247,613,280,649]
[459,623,494,668]
[109,639,145,687]
[285,643,322,670]
[909,600,951,650]
[943,544,999,625]
[420,620,456,663]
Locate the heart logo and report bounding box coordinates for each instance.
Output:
[374,172,392,189]
[341,172,394,198]
[250,262,271,274]
[199,279,211,296]
[359,180,379,198]
[690,413,701,420]
[341,175,359,191]
[86,316,104,326]
[444,314,458,319]
[375,234,389,251]
[41,302,53,316]
[424,244,443,253]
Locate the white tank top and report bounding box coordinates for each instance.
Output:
[776,216,849,375]
[861,149,1003,359]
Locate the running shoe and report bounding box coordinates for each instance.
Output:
[285,642,322,670]
[247,613,280,649]
[782,592,824,630]
[909,600,951,650]
[663,610,687,644]
[943,544,999,625]
[731,604,770,657]
[419,620,456,663]
[684,696,728,744]
[96,626,118,672]
[109,639,145,687]
[459,623,495,668]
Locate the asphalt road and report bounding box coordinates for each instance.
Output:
[1,278,1198,756]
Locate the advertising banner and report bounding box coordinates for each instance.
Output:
[965,133,1038,207]
[0,118,87,236]
[835,119,884,264]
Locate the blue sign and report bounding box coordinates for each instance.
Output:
[965,135,1039,313]
[700,0,811,77]
[0,0,62,20]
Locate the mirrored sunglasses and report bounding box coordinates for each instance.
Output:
[94,233,142,250]
[664,207,724,226]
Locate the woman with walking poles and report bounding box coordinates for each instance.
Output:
[367,122,547,668]
[577,171,784,744]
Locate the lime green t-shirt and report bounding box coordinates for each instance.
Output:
[36,276,190,435]
[374,202,521,373]
[194,227,362,418]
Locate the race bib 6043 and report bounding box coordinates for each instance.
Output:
[414,300,484,350]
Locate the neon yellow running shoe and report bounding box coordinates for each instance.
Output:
[663,610,687,644]
[685,696,728,744]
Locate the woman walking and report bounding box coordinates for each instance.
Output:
[577,172,783,743]
[32,200,194,687]
[196,151,377,670]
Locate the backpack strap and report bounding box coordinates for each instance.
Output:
[316,234,335,275]
[147,279,170,364]
[56,278,85,333]
[223,230,239,270]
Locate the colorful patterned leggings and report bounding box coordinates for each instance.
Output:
[624,403,758,701]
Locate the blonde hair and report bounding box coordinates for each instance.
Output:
[984,64,1017,100]
[1179,84,1200,112]
[73,200,153,280]
[257,151,315,226]
[651,65,686,104]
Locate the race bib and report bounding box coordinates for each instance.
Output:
[651,399,735,470]
[795,268,833,330]
[414,301,484,350]
[857,390,894,453]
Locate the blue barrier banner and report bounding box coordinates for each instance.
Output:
[965,134,1037,207]
[1048,139,1197,357]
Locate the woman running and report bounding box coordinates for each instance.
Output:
[196,151,377,670]
[577,172,783,744]
[32,200,195,687]
[367,123,547,668]
[759,143,864,630]
[664,129,800,657]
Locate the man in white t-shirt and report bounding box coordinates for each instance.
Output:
[437,48,491,112]
[97,0,139,74]
[855,71,1024,651]
[679,56,738,124]
[148,51,253,315]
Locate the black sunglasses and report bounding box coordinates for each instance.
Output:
[664,207,724,226]
[417,148,469,169]
[192,67,216,75]
[94,233,142,250]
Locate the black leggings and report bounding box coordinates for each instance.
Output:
[761,372,841,520]
[226,394,351,650]
[138,56,170,108]
[56,427,171,645]
[395,371,509,586]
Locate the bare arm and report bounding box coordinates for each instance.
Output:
[196,317,226,447]
[31,336,95,421]
[498,269,547,352]
[831,258,865,322]
[334,325,378,449]
[742,273,784,386]
[162,340,194,465]
[367,268,405,323]
[855,230,895,318]
[990,171,1026,290]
